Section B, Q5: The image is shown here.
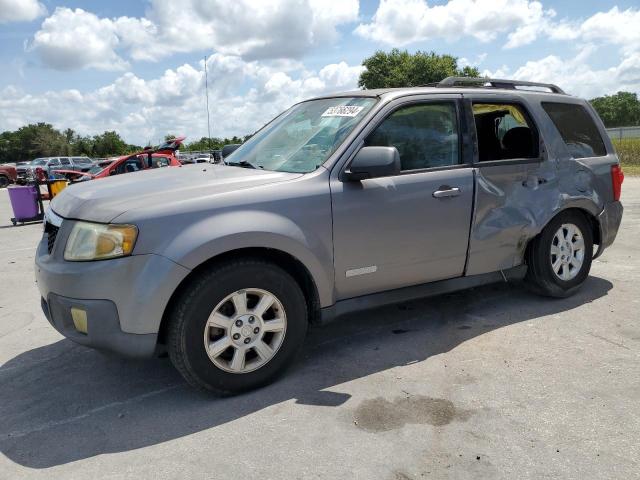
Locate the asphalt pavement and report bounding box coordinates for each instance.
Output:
[0,180,638,479]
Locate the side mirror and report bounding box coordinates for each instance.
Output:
[344,146,401,181]
[221,144,241,159]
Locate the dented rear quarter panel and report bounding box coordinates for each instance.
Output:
[465,93,617,276]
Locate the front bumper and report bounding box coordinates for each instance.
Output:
[35,219,191,357]
[594,200,623,259]
[41,294,157,357]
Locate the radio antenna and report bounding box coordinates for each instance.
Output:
[204,55,212,151]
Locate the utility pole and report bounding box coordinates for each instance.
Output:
[204,55,212,151]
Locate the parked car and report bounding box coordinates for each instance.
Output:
[180,157,210,165]
[0,163,17,187]
[36,77,623,394]
[16,156,93,183]
[57,139,185,182]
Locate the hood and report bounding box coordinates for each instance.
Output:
[51,164,301,223]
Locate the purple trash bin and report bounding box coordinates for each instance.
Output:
[8,185,39,222]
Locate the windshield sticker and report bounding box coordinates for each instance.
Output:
[321,106,365,117]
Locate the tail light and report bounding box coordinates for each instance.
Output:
[611,164,624,202]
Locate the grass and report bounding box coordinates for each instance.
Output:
[612,138,640,176]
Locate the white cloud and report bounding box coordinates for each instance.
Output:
[506,6,640,50]
[354,1,640,55]
[0,0,46,23]
[29,0,359,71]
[0,56,364,145]
[30,8,130,71]
[482,48,640,98]
[355,0,554,46]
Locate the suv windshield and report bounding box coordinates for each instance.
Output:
[226,97,376,173]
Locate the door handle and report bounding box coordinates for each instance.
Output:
[432,187,461,198]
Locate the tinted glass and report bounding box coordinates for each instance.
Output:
[60,158,71,165]
[472,103,538,161]
[542,102,606,158]
[48,159,60,165]
[226,97,376,173]
[365,103,459,171]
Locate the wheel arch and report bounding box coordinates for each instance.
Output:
[525,206,601,263]
[157,247,322,344]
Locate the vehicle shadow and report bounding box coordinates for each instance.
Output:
[0,277,612,469]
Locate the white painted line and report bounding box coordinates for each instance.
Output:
[3,385,182,439]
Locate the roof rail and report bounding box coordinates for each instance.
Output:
[437,76,566,94]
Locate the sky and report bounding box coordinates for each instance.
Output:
[1,0,639,146]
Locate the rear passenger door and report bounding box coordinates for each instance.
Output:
[330,96,475,300]
[463,95,554,275]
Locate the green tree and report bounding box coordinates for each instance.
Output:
[590,92,640,128]
[92,131,128,157]
[359,49,480,90]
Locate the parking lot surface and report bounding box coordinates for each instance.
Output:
[0,180,638,480]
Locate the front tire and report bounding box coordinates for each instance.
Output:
[525,211,593,298]
[167,259,308,394]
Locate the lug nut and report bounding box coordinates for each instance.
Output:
[248,316,255,324]
[232,333,240,340]
[244,338,251,344]
[253,327,260,334]
[235,319,243,327]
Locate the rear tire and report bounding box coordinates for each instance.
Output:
[167,259,308,394]
[525,210,593,298]
[0,175,9,188]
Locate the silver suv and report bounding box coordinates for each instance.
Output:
[35,77,624,394]
[17,156,93,182]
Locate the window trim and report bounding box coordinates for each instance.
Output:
[341,98,467,179]
[465,98,543,166]
[540,101,607,159]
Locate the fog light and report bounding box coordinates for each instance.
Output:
[71,307,88,334]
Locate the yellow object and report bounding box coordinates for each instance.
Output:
[472,103,527,125]
[49,180,67,197]
[71,307,88,334]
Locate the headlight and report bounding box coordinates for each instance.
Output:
[64,222,138,261]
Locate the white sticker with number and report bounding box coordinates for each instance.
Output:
[321,105,364,117]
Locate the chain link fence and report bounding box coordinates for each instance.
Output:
[606,126,640,140]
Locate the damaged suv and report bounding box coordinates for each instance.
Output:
[36,77,624,394]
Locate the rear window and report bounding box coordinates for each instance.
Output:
[542,102,606,158]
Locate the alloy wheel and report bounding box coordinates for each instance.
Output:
[203,288,287,374]
[550,223,585,281]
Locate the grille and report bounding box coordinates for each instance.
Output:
[45,222,59,254]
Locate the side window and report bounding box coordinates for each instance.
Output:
[48,158,61,166]
[152,156,169,168]
[365,102,460,171]
[472,103,538,161]
[542,102,606,158]
[60,158,71,165]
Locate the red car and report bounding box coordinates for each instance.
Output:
[0,163,17,188]
[56,137,185,182]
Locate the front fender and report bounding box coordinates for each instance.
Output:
[157,210,335,307]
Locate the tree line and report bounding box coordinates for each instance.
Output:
[1,50,638,164]
[0,124,252,164]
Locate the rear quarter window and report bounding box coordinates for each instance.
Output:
[542,102,607,158]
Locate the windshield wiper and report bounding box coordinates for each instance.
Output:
[226,160,260,169]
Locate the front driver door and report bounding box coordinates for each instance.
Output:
[330,97,475,300]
